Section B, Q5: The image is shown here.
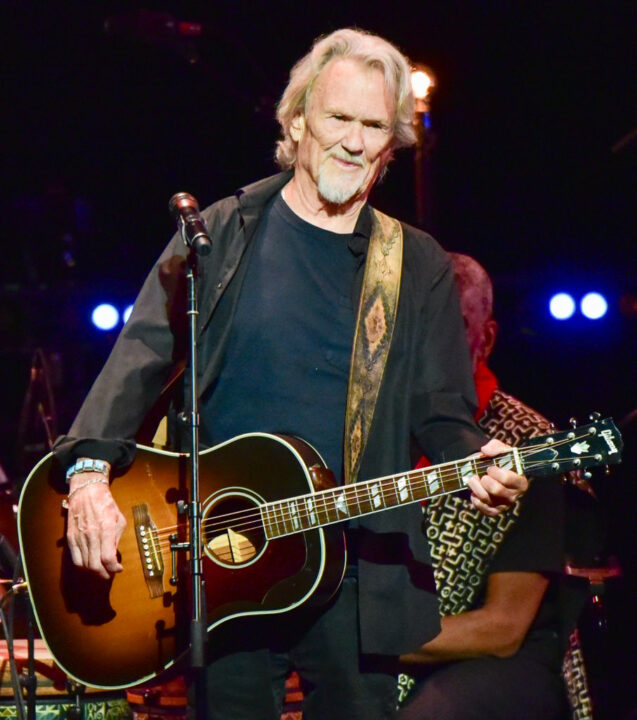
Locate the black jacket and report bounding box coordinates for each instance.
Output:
[55,171,486,654]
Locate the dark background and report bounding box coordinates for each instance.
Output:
[1,1,635,715]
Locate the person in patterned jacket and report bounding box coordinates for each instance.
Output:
[397,253,570,720]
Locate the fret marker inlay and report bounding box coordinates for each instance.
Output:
[307,498,317,526]
[397,476,409,502]
[459,462,473,485]
[288,500,299,529]
[426,471,440,494]
[335,492,349,516]
[497,455,513,470]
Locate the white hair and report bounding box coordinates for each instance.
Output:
[275,28,417,169]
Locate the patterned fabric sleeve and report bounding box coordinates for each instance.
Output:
[425,389,555,615]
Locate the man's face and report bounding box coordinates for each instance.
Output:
[293,58,395,206]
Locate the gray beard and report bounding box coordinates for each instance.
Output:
[317,165,363,205]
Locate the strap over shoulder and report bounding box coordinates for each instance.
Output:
[344,208,403,484]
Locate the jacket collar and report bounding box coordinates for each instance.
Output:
[236,171,292,208]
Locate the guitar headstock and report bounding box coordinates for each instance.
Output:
[519,416,623,477]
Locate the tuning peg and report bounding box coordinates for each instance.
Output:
[569,417,578,428]
[604,465,611,476]
[589,411,601,421]
[549,422,556,432]
[583,471,593,480]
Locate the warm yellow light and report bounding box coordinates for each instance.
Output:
[411,68,435,101]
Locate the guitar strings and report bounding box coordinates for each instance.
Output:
[152,451,603,567]
[152,447,601,565]
[148,436,598,555]
[153,461,593,556]
[151,438,593,545]
[150,456,496,544]
[158,442,584,543]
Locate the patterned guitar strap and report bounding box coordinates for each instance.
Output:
[344,208,403,485]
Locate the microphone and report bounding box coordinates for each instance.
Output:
[168,192,212,256]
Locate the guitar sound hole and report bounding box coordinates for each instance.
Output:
[202,494,266,567]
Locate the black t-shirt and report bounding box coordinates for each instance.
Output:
[486,474,565,668]
[201,192,358,482]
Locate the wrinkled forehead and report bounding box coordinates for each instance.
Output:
[308,57,396,117]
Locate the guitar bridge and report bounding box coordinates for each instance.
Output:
[133,504,165,598]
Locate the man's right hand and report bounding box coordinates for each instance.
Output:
[66,469,127,580]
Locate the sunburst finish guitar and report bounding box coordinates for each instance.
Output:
[18,418,622,689]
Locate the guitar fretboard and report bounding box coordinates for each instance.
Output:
[261,452,519,539]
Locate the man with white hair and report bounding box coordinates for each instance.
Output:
[54,30,527,719]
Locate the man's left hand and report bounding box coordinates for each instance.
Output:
[467,438,528,516]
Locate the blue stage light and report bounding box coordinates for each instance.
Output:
[549,293,576,320]
[123,304,134,323]
[580,292,608,320]
[91,303,120,330]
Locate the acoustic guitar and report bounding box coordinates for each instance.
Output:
[18,417,622,689]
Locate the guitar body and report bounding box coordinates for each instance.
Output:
[18,433,346,689]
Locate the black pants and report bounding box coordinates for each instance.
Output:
[397,653,568,720]
[190,577,398,720]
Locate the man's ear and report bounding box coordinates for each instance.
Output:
[290,114,306,142]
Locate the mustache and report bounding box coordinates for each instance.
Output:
[327,151,364,167]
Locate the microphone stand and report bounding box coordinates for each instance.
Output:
[0,560,30,720]
[24,588,37,720]
[172,201,211,718]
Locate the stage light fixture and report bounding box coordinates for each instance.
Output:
[410,64,436,227]
[549,293,576,320]
[580,292,608,320]
[91,303,120,331]
[411,67,435,107]
[123,305,134,323]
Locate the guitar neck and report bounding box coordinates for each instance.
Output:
[261,451,521,539]
[260,415,623,539]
